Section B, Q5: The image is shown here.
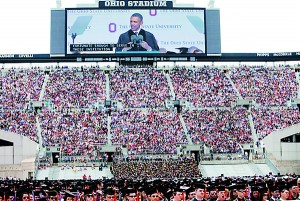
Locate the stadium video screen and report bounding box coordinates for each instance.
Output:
[65,8,206,56]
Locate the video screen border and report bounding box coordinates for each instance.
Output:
[65,7,207,57]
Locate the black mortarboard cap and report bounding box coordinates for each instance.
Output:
[193,183,206,190]
[5,191,15,197]
[216,185,226,192]
[287,179,298,188]
[65,191,76,198]
[186,187,195,195]
[104,189,116,195]
[233,184,246,191]
[251,186,260,192]
[17,189,29,197]
[278,185,289,192]
[259,187,269,195]
[125,188,136,195]
[206,185,216,192]
[268,185,279,192]
[83,189,94,195]
[172,187,183,193]
[146,187,158,196]
[47,191,58,197]
[164,188,174,200]
[33,190,46,197]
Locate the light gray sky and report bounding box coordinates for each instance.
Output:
[0,0,299,54]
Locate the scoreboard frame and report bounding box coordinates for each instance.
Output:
[64,7,207,58]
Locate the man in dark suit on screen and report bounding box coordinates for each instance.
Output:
[116,13,159,52]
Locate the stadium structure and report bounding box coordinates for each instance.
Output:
[0,0,300,182]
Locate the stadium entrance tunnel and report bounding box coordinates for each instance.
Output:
[106,152,114,162]
[52,152,59,164]
[191,150,200,164]
[0,139,13,146]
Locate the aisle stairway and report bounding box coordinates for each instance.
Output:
[164,72,176,100]
[296,72,300,98]
[39,74,49,101]
[179,114,192,143]
[225,72,243,99]
[107,116,112,145]
[105,73,110,100]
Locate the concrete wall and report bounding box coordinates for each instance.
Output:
[273,160,300,175]
[0,146,14,164]
[21,157,35,179]
[0,130,38,164]
[0,165,23,179]
[262,123,300,160]
[281,143,300,160]
[0,160,35,179]
[0,130,37,179]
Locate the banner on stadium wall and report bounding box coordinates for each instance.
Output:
[98,0,174,8]
[1,52,300,62]
[256,52,300,57]
[222,52,300,57]
[0,54,50,59]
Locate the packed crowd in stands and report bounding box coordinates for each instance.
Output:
[170,66,237,107]
[110,67,172,108]
[112,156,201,179]
[0,65,299,160]
[0,69,45,109]
[44,69,106,108]
[110,109,187,154]
[230,66,298,106]
[0,173,299,201]
[0,110,38,143]
[1,65,300,201]
[252,107,300,139]
[37,156,52,169]
[38,109,108,156]
[182,107,252,153]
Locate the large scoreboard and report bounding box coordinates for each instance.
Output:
[66,8,206,55]
[1,1,300,63]
[50,0,222,61]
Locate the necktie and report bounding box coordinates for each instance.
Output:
[135,31,138,36]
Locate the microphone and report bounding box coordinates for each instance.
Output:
[136,35,144,50]
[130,35,137,44]
[137,35,143,44]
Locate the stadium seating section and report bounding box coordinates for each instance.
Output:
[0,65,300,159]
